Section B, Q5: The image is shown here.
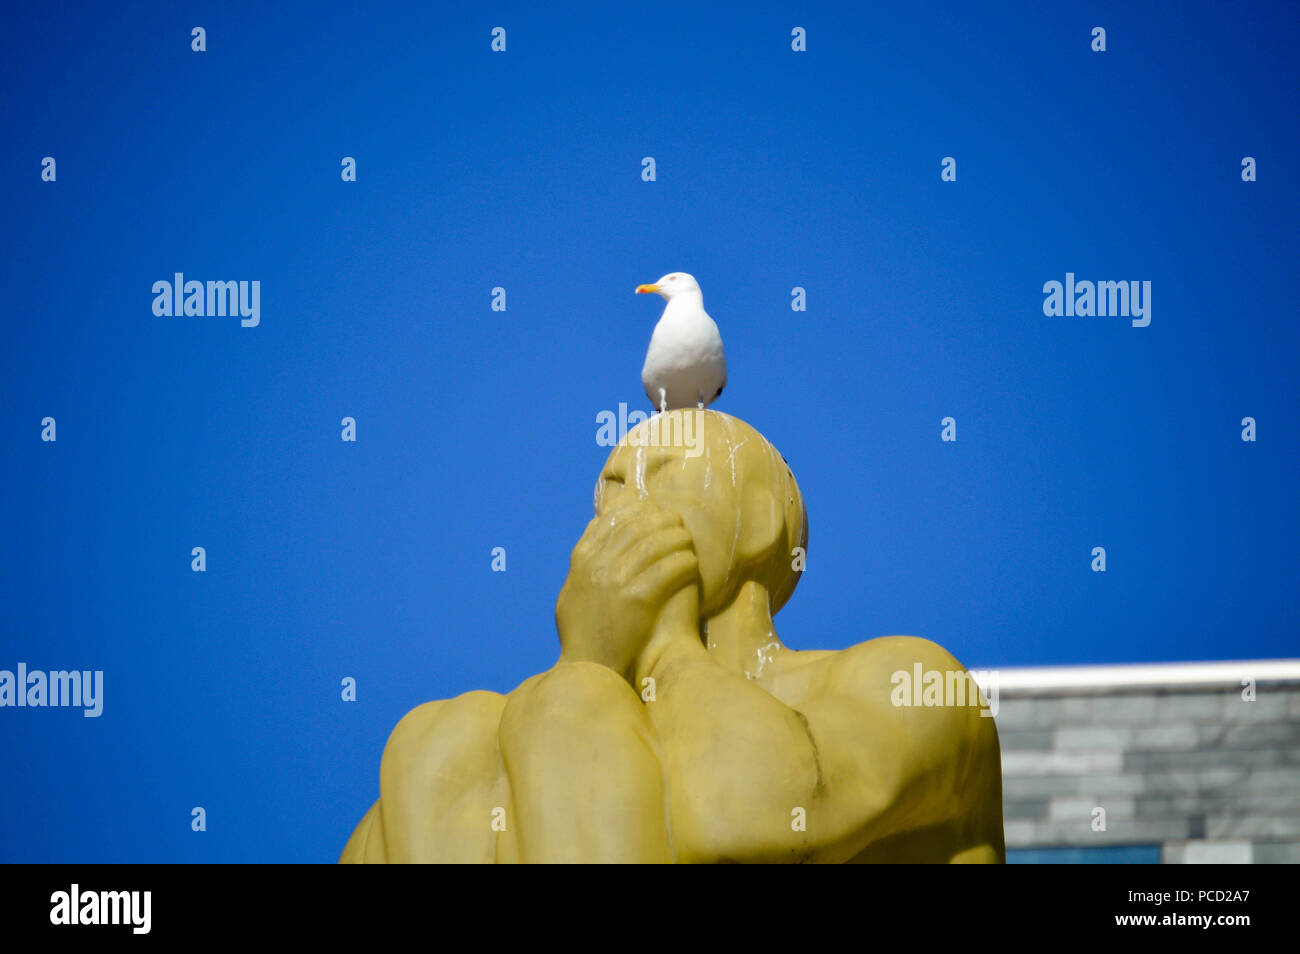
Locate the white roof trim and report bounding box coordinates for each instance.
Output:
[982,659,1300,693]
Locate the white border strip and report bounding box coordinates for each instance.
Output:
[986,659,1300,693]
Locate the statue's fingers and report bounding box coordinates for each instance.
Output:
[573,514,613,559]
[623,527,695,574]
[606,496,660,520]
[579,500,684,569]
[631,549,700,603]
[584,497,662,545]
[608,508,686,556]
[609,497,681,527]
[616,506,684,539]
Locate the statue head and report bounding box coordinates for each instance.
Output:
[594,410,807,618]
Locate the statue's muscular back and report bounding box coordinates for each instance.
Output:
[341,635,1003,863]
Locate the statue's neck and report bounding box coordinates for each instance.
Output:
[703,581,785,681]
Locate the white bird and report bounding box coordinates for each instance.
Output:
[636,272,727,412]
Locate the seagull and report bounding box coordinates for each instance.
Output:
[636,272,727,413]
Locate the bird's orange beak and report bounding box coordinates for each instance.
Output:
[636,284,660,294]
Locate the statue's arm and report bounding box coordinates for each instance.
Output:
[498,662,674,863]
[482,497,695,862]
[340,674,675,864]
[341,497,696,864]
[339,692,511,863]
[339,800,388,863]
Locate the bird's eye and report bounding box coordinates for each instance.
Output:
[669,275,677,281]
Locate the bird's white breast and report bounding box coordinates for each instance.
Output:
[641,297,727,409]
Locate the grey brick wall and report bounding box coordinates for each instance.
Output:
[994,675,1300,863]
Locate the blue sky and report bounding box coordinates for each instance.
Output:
[1,1,1296,861]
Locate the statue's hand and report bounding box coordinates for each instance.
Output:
[556,498,700,681]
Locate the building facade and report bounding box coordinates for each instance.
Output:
[990,660,1300,864]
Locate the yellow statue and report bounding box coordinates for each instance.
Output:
[341,410,1005,863]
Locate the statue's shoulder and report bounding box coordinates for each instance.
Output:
[825,637,1005,859]
[812,635,966,698]
[382,690,508,776]
[800,635,995,744]
[815,634,1000,794]
[367,690,511,862]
